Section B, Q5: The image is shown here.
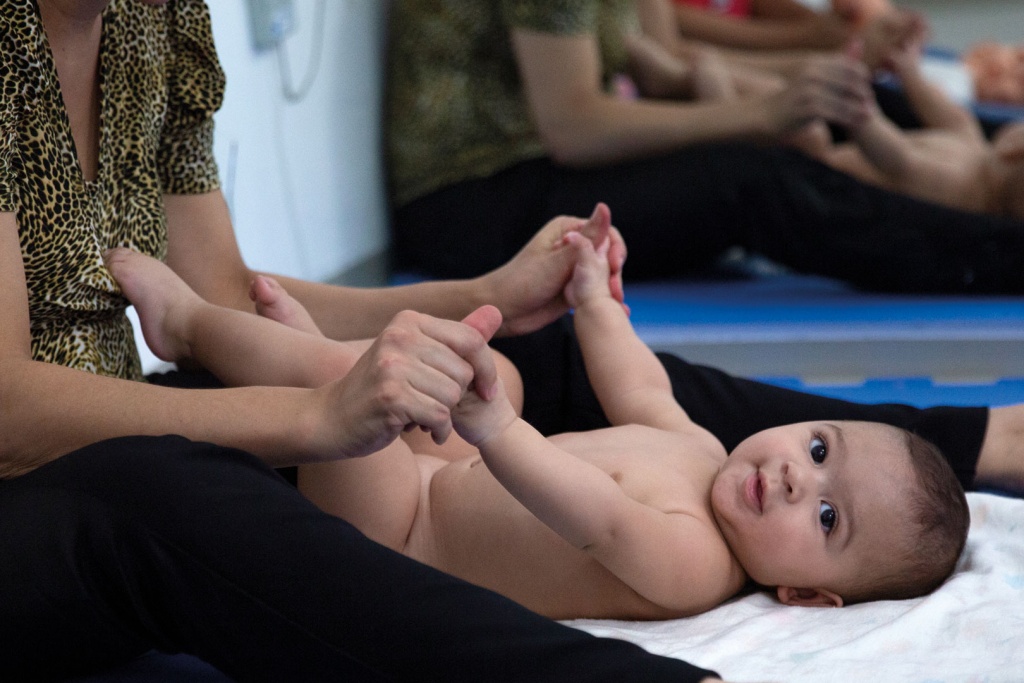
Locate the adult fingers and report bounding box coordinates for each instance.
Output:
[579,202,612,247]
[461,304,502,342]
[398,309,499,403]
[460,305,502,400]
[606,225,627,307]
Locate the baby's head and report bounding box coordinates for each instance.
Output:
[711,421,968,607]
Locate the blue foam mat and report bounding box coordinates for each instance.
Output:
[624,273,1024,340]
[761,376,1024,408]
[622,269,1024,380]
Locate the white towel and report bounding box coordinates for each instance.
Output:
[567,492,1024,682]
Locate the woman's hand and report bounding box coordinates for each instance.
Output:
[304,307,502,459]
[481,203,626,337]
[763,54,872,136]
[860,9,927,71]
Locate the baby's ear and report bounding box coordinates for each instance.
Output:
[776,586,844,608]
[993,123,1024,162]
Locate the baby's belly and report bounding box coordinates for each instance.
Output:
[410,457,685,620]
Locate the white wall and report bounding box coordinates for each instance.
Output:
[208,0,389,282]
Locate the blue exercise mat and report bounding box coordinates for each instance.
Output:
[761,376,1024,408]
[622,266,1024,382]
[625,273,1024,342]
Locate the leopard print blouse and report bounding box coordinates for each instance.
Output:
[0,0,224,380]
[387,0,638,208]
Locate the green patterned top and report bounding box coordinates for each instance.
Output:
[387,0,637,207]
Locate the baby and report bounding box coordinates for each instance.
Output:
[804,26,1024,219]
[635,13,1024,220]
[107,208,968,620]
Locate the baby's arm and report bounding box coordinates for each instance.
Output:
[563,210,694,433]
[886,23,981,137]
[452,389,734,615]
[847,32,982,185]
[844,95,922,182]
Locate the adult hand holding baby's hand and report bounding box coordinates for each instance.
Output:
[766,54,871,136]
[450,374,519,449]
[865,10,928,74]
[482,203,626,337]
[309,307,501,459]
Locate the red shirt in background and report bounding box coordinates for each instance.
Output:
[673,0,754,18]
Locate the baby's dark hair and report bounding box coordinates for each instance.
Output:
[844,430,969,604]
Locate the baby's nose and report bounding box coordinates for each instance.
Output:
[781,461,810,502]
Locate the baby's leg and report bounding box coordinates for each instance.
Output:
[781,119,891,194]
[250,274,323,335]
[248,272,374,367]
[298,438,434,552]
[107,249,358,388]
[247,268,525,462]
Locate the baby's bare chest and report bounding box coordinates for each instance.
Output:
[419,427,721,562]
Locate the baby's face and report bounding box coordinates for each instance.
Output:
[711,421,915,601]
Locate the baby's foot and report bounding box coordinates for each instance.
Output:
[249,275,323,335]
[104,248,200,362]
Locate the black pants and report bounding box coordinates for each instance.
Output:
[393,143,1024,293]
[0,435,717,683]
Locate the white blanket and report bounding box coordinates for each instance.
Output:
[568,492,1024,682]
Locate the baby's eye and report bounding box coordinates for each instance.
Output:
[819,502,837,534]
[809,435,828,464]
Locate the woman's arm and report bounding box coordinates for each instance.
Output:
[886,39,982,137]
[511,26,869,168]
[0,211,499,477]
[0,212,303,473]
[637,0,848,79]
[164,190,623,341]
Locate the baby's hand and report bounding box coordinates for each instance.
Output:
[868,10,927,74]
[451,377,519,448]
[563,231,613,310]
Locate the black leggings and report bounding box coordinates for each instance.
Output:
[0,436,717,682]
[394,143,1024,293]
